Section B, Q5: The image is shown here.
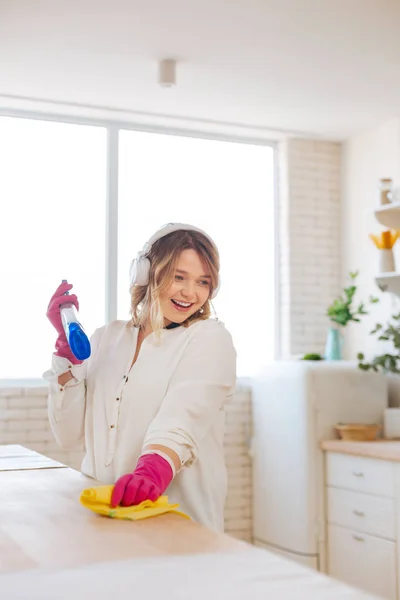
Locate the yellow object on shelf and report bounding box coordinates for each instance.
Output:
[369,230,400,249]
[80,485,190,521]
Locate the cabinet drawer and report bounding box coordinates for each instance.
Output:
[327,487,395,540]
[326,453,394,498]
[328,524,396,600]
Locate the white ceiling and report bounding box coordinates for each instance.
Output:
[1,0,400,140]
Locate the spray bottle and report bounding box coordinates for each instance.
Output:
[60,280,91,361]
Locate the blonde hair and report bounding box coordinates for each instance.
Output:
[130,229,219,336]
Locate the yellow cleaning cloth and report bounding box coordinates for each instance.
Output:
[80,485,190,521]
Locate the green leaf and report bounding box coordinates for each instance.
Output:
[344,285,356,301]
[357,353,365,360]
[302,353,324,361]
[358,363,371,371]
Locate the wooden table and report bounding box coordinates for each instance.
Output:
[0,445,377,599]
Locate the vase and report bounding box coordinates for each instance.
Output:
[325,327,343,361]
[379,248,395,273]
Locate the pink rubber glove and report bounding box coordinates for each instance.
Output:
[111,453,174,508]
[46,281,83,365]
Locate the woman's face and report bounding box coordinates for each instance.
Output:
[160,249,212,325]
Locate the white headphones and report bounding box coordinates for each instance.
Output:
[129,223,220,299]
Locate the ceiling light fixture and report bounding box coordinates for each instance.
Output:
[158,59,176,88]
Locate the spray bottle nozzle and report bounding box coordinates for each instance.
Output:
[61,279,70,295]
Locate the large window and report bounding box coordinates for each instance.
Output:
[1,115,276,380]
[118,131,276,376]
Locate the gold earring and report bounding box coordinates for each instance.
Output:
[199,306,204,314]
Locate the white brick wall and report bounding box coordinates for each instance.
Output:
[224,383,252,542]
[0,382,253,542]
[0,387,87,470]
[279,139,342,357]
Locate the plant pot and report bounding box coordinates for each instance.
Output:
[325,327,343,361]
[335,423,381,441]
[379,248,395,273]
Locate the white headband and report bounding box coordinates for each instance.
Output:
[129,222,220,299]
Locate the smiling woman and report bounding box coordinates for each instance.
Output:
[129,227,220,336]
[162,252,211,320]
[44,222,237,531]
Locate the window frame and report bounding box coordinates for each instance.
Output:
[0,108,280,385]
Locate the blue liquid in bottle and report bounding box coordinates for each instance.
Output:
[60,280,91,361]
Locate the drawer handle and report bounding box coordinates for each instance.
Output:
[353,535,365,542]
[353,509,365,517]
[352,471,364,477]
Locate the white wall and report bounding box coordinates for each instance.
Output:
[342,118,400,360]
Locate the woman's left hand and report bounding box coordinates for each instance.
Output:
[111,453,173,507]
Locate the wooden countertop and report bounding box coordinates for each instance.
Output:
[0,547,376,600]
[0,445,376,599]
[0,446,246,575]
[321,439,400,461]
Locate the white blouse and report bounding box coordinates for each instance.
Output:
[43,318,237,532]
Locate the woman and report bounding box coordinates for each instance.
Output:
[43,223,237,532]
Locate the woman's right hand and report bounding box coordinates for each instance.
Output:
[46,281,79,336]
[46,281,83,365]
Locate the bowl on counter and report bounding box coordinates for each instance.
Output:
[335,423,381,442]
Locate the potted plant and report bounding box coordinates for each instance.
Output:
[325,271,378,360]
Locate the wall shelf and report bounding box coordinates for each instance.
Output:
[375,272,400,297]
[374,202,400,229]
